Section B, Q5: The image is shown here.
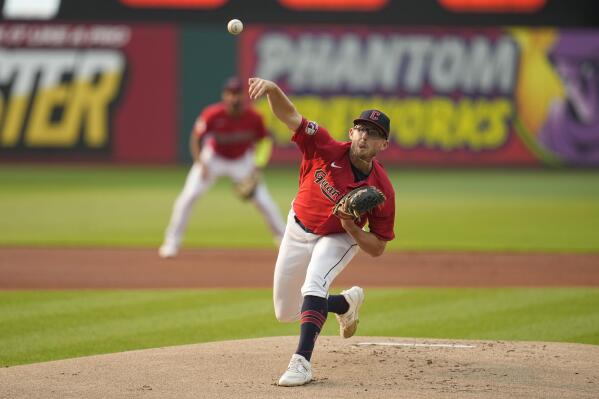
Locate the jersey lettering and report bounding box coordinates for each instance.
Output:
[314,169,341,203]
[212,130,255,144]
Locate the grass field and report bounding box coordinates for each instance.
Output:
[1,165,598,366]
[1,165,598,251]
[1,288,598,367]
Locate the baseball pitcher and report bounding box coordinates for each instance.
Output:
[248,77,396,386]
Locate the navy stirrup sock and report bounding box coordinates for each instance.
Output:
[295,295,327,361]
[327,294,350,315]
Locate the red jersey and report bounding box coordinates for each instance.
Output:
[194,102,267,159]
[292,118,396,241]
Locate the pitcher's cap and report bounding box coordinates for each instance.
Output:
[353,109,390,138]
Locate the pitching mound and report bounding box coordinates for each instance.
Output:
[2,337,598,398]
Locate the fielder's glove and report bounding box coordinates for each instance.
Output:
[234,170,261,201]
[333,186,386,219]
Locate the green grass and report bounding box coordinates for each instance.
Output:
[1,288,598,366]
[1,165,598,251]
[2,167,597,367]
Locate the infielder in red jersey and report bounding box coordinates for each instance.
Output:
[159,78,285,258]
[248,77,396,387]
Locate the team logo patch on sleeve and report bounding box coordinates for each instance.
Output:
[305,121,318,135]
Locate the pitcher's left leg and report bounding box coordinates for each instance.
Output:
[302,233,359,297]
[301,233,361,344]
[302,233,362,338]
[306,235,365,339]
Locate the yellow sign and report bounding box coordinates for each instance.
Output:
[256,95,513,151]
[0,49,125,149]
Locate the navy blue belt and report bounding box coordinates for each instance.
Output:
[294,215,314,234]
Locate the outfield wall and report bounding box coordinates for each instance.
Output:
[0,23,598,166]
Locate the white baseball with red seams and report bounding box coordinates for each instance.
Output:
[227,19,243,35]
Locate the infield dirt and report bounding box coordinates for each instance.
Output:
[1,248,599,288]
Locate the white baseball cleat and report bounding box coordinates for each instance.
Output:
[158,243,178,259]
[278,354,312,387]
[336,286,365,338]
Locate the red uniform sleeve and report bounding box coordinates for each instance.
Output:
[365,167,396,241]
[367,192,395,241]
[292,118,338,159]
[194,107,214,138]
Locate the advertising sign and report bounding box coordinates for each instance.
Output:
[241,26,599,166]
[0,23,178,162]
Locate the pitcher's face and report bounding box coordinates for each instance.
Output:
[349,123,388,159]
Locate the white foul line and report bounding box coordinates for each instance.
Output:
[356,342,476,349]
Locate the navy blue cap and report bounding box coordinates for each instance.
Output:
[353,109,390,139]
[223,77,242,92]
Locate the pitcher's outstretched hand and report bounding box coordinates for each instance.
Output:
[248,78,275,100]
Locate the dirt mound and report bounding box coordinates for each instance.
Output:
[1,336,597,399]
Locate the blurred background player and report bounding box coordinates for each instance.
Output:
[159,77,286,258]
[248,77,396,386]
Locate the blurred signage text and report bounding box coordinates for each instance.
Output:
[438,0,546,13]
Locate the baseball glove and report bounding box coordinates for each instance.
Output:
[234,170,261,200]
[333,186,386,219]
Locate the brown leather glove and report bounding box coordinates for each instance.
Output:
[234,170,261,201]
[333,186,386,219]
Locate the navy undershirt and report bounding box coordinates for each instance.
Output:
[350,162,371,182]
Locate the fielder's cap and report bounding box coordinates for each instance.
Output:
[353,109,390,139]
[223,77,243,92]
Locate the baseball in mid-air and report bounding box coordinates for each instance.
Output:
[227,19,243,35]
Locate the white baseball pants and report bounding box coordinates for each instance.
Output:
[163,147,286,249]
[273,209,359,322]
